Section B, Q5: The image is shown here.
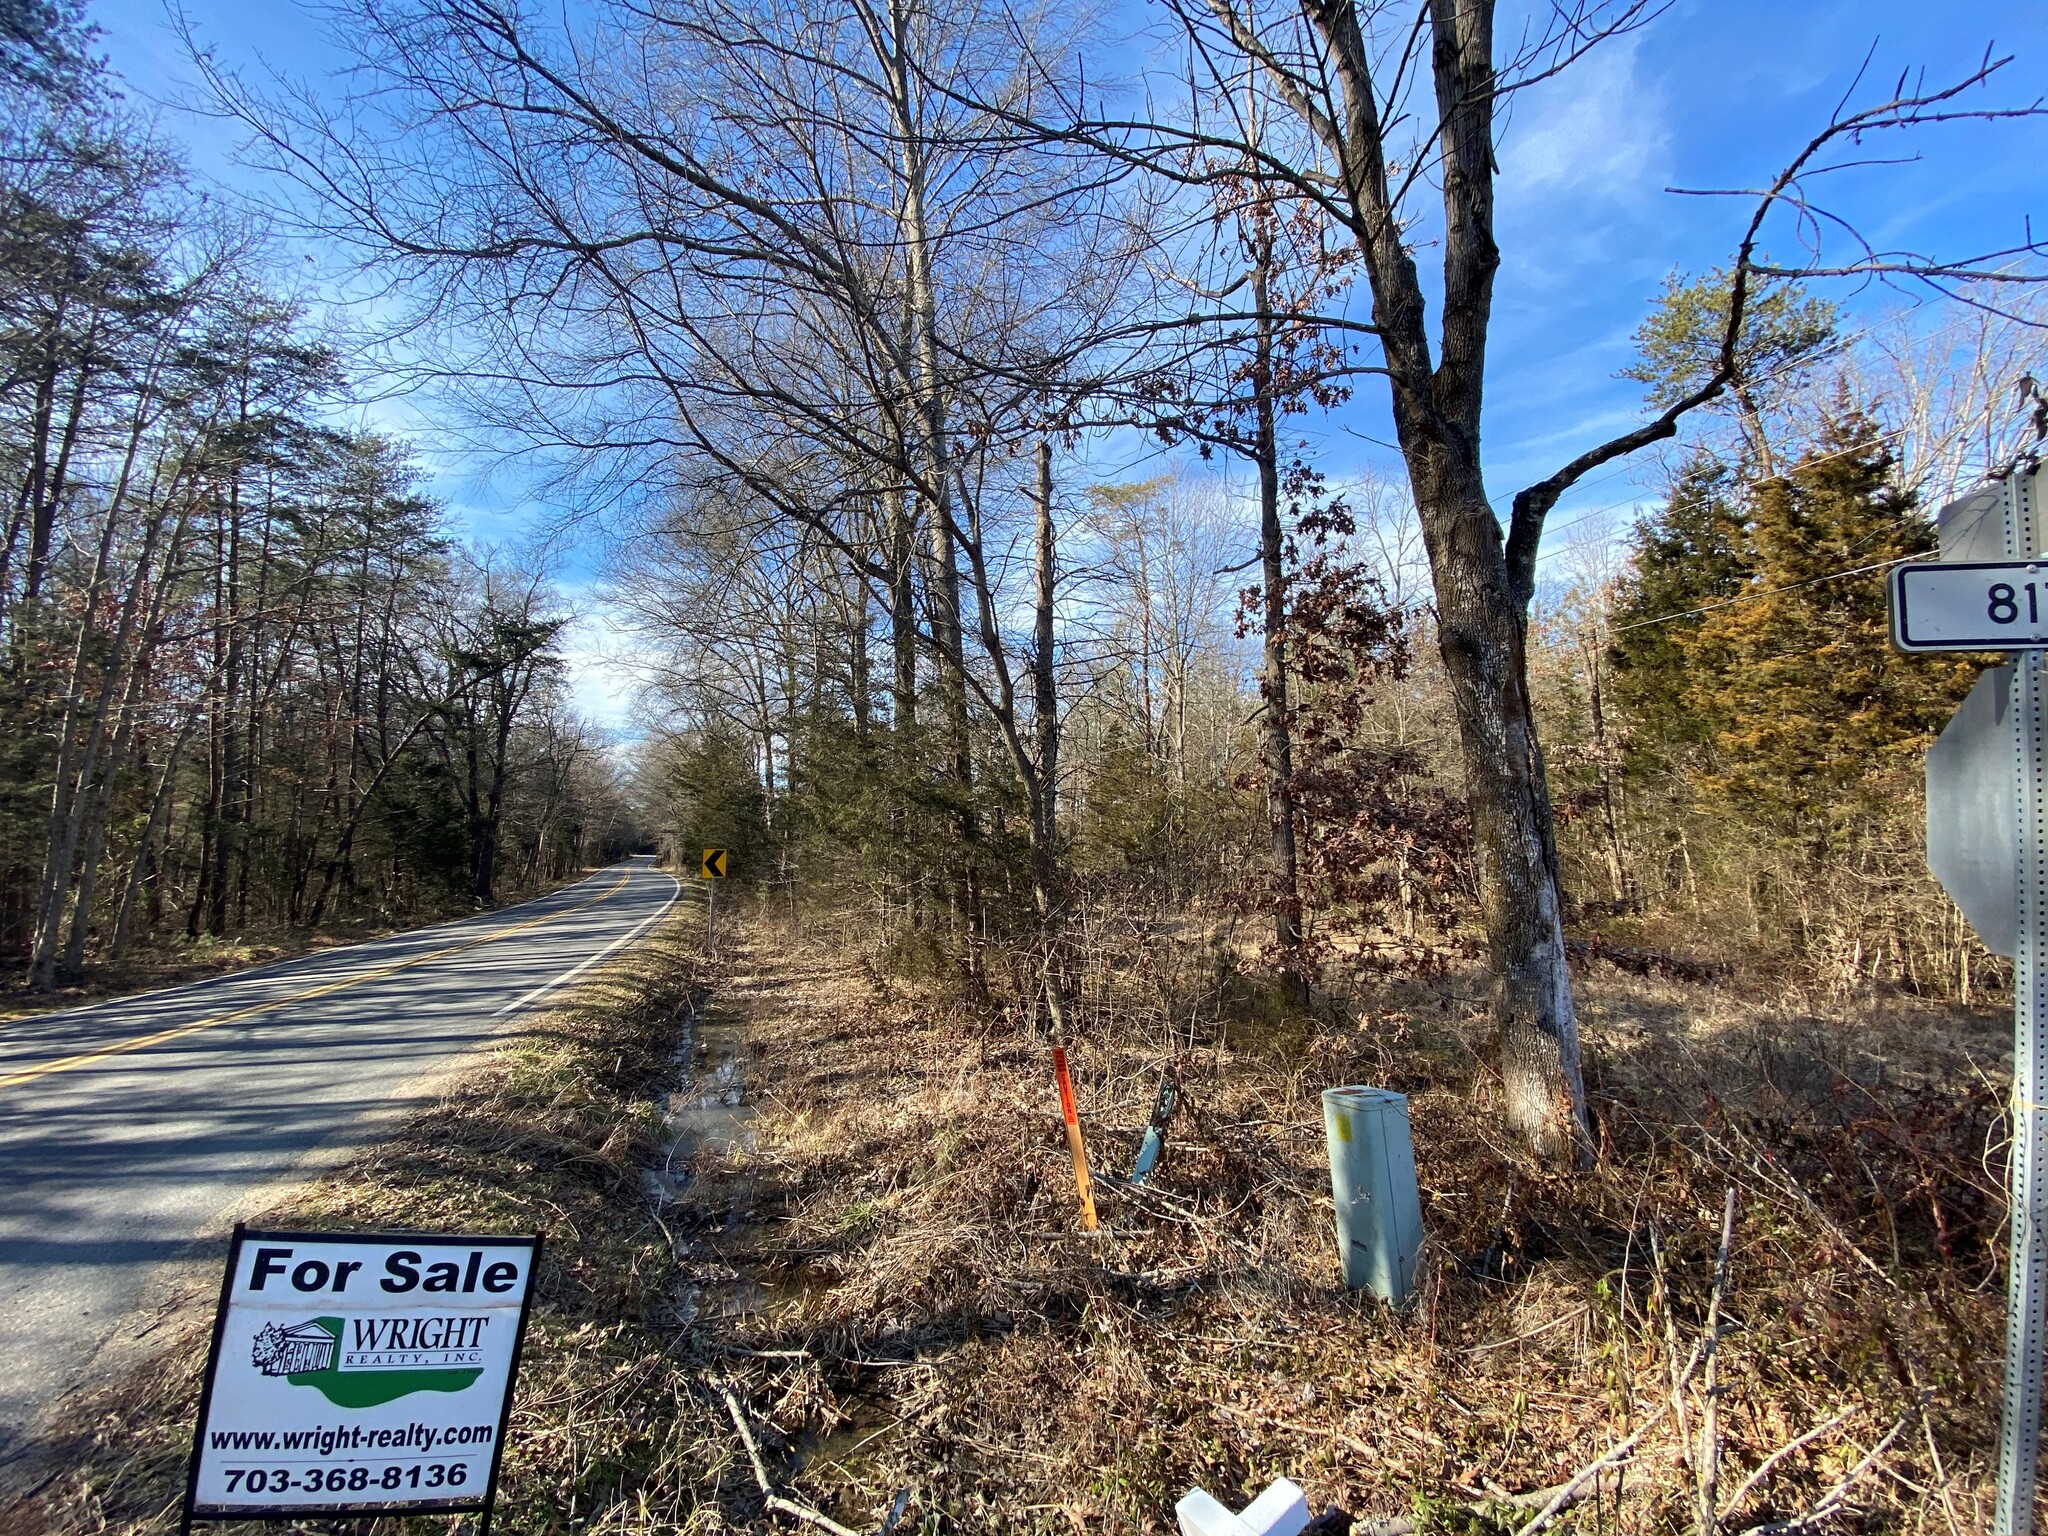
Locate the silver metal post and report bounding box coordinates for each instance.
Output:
[1998,467,2048,1536]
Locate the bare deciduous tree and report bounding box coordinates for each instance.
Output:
[1001,8,2048,1159]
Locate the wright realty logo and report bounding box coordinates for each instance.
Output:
[250,1314,490,1408]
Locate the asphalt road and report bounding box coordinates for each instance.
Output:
[0,855,681,1474]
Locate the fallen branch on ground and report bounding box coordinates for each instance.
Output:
[1514,1402,1671,1536]
[1738,1412,1913,1534]
[719,1381,865,1536]
[1722,1404,1863,1520]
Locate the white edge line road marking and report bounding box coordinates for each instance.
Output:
[0,864,631,1031]
[492,870,683,1018]
[0,870,639,1093]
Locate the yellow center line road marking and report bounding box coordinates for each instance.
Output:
[0,871,636,1094]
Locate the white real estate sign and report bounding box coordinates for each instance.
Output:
[183,1228,540,1527]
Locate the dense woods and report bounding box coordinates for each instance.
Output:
[0,2,638,990]
[15,3,2048,1534]
[2,0,2041,1093]
[618,280,2042,995]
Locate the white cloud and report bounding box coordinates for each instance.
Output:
[1498,35,1670,202]
[557,602,660,737]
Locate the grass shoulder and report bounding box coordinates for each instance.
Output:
[11,920,707,1535]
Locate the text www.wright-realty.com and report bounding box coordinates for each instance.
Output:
[207,1421,495,1455]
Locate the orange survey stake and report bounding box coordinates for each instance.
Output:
[1051,1046,1099,1231]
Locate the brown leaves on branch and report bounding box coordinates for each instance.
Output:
[1229,486,1472,983]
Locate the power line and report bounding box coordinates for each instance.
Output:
[1533,495,1655,561]
[1607,554,1911,635]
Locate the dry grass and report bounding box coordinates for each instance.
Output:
[668,916,2015,1536]
[8,907,2020,1535]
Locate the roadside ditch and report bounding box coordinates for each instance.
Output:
[643,959,913,1536]
[6,920,721,1535]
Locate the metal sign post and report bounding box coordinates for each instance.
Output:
[1999,467,2048,1536]
[1900,466,2048,1533]
[701,849,727,958]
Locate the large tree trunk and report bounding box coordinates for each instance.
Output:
[847,570,873,742]
[1242,0,1593,1162]
[207,489,246,939]
[1410,462,1588,1164]
[62,492,189,974]
[29,485,126,985]
[888,7,983,996]
[477,699,513,904]
[883,483,920,926]
[66,679,147,973]
[29,396,168,985]
[886,485,918,732]
[235,493,279,931]
[16,302,72,608]
[187,711,219,940]
[0,321,59,616]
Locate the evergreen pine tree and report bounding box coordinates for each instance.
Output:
[1693,407,1975,851]
[1609,454,1751,768]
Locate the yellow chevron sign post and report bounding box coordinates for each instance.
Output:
[700,849,727,956]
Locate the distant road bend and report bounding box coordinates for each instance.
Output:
[0,855,681,1475]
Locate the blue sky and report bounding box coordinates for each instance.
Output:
[83,0,2048,724]
[1483,0,2048,500]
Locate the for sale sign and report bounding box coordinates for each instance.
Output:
[182,1227,540,1524]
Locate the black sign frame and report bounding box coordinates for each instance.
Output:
[180,1225,542,1533]
[1889,559,2048,652]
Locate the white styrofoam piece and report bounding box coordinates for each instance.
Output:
[1240,1477,1310,1536]
[1176,1488,1255,1536]
[1177,1479,1310,1536]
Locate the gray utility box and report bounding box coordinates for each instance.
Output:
[1321,1086,1424,1305]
